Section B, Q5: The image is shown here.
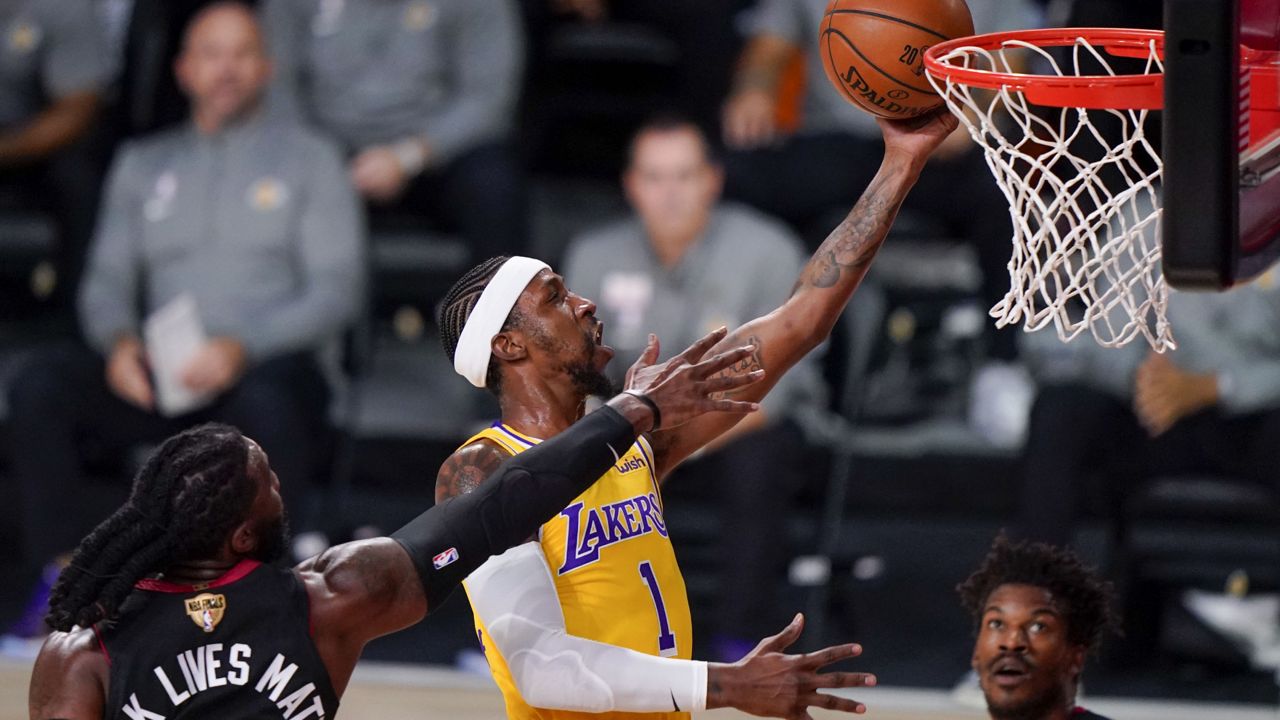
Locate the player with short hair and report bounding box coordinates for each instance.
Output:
[435,110,959,719]
[27,334,766,719]
[958,535,1120,720]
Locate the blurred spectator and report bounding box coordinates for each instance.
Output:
[563,115,827,662]
[520,0,742,139]
[0,0,112,308]
[264,0,527,260]
[721,0,1041,360]
[4,2,363,642]
[1017,270,1280,548]
[100,0,266,139]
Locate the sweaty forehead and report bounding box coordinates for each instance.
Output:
[986,583,1059,614]
[517,269,563,302]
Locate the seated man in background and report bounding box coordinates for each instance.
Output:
[264,0,527,261]
[1017,268,1280,665]
[563,115,828,662]
[958,534,1119,720]
[0,0,111,308]
[4,1,363,644]
[722,0,1040,361]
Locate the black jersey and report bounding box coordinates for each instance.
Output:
[1072,707,1112,720]
[98,559,339,720]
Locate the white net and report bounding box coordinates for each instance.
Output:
[926,36,1175,351]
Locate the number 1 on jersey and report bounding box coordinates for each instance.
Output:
[638,561,677,656]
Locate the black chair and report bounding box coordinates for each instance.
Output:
[523,22,680,179]
[1112,474,1280,662]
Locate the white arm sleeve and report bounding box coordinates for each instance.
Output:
[464,543,708,713]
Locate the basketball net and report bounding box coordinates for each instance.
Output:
[926,35,1174,351]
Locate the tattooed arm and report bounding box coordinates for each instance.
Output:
[649,111,960,477]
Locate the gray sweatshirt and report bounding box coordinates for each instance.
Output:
[262,0,523,166]
[78,114,366,361]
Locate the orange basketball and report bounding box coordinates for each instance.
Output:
[820,0,974,119]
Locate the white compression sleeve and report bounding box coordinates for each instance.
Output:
[464,543,708,713]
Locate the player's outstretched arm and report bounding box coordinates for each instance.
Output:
[650,111,960,476]
[468,542,875,716]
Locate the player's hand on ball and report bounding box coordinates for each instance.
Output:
[878,108,960,166]
[622,327,764,430]
[708,613,875,718]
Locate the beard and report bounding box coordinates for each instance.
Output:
[567,362,615,399]
[984,680,1068,720]
[528,319,615,399]
[251,509,291,565]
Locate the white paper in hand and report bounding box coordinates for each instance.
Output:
[144,294,214,417]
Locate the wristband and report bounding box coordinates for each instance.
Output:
[623,390,661,431]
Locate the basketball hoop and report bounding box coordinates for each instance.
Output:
[924,29,1174,351]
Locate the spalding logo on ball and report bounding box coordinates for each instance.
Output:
[820,0,974,119]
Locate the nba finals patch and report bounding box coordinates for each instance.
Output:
[8,21,40,53]
[403,1,436,32]
[184,593,227,633]
[247,177,288,212]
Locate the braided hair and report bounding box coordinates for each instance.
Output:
[957,534,1120,653]
[438,255,526,396]
[45,423,256,632]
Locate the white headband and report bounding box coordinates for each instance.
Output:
[453,257,550,388]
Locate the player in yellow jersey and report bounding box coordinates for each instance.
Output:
[435,109,959,719]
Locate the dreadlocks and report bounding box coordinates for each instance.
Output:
[438,255,524,396]
[45,423,256,632]
[957,534,1120,653]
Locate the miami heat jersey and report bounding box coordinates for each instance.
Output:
[99,559,339,720]
[461,422,692,720]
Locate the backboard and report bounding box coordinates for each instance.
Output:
[1163,0,1280,288]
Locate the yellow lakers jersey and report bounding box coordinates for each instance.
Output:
[461,422,692,720]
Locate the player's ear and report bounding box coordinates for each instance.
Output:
[229,519,258,556]
[491,331,527,362]
[1068,645,1086,677]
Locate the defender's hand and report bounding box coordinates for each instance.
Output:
[708,613,874,718]
[621,327,764,431]
[878,108,960,167]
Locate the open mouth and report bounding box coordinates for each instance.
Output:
[990,658,1031,687]
[594,323,604,345]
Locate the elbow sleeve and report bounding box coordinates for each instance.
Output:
[467,544,707,713]
[390,405,637,610]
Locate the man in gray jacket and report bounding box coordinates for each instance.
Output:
[263,0,526,261]
[5,1,363,637]
[563,115,828,662]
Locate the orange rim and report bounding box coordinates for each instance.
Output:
[923,28,1165,110]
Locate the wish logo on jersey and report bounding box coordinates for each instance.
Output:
[558,493,668,574]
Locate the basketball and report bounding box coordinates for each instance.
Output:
[820,0,974,119]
